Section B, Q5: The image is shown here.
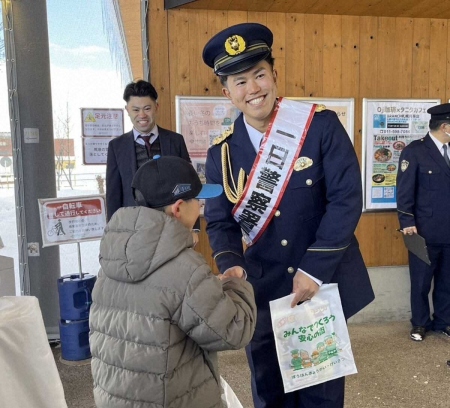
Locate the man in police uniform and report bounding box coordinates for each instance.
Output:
[397,103,450,342]
[202,23,374,408]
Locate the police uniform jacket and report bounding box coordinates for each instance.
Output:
[397,134,450,245]
[105,127,190,221]
[205,108,374,320]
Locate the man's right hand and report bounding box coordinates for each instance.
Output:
[402,226,417,236]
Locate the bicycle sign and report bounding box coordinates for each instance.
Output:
[38,195,106,247]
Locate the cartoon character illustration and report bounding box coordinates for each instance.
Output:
[290,349,303,371]
[300,349,312,368]
[317,342,328,363]
[324,334,338,357]
[311,350,320,366]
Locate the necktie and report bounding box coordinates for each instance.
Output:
[139,134,153,156]
[443,144,450,168]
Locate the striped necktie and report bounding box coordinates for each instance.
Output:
[139,134,153,156]
[443,144,450,168]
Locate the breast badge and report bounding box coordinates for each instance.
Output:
[401,160,409,172]
[294,157,313,171]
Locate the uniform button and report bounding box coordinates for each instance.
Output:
[281,239,288,246]
[275,210,281,217]
[306,179,312,186]
[287,267,295,273]
[428,170,432,174]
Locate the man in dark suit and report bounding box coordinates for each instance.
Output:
[201,23,374,408]
[106,80,191,221]
[397,103,450,342]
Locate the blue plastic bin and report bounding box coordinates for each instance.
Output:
[57,273,96,321]
[59,318,91,361]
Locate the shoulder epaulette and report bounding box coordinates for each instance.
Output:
[315,104,327,112]
[213,124,234,145]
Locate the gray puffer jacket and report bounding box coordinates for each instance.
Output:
[89,206,256,408]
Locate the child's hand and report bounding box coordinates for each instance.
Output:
[218,266,245,280]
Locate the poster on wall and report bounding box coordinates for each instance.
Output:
[176,96,355,179]
[175,95,240,160]
[362,98,440,212]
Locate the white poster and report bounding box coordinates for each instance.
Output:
[362,99,440,211]
[82,137,112,164]
[81,108,124,137]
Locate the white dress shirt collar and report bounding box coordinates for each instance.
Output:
[243,116,264,153]
[133,125,159,145]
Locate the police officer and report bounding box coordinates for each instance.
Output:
[397,103,450,342]
[202,23,374,408]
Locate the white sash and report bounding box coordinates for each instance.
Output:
[232,98,316,246]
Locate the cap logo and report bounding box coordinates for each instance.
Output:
[225,34,246,56]
[172,184,192,197]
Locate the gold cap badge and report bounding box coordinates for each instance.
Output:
[294,157,313,171]
[225,35,246,56]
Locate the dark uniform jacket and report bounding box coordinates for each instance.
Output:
[105,127,190,221]
[205,108,374,320]
[397,133,450,245]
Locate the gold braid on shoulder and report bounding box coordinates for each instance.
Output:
[221,142,246,204]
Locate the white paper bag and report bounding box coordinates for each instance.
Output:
[269,283,357,393]
[220,376,244,408]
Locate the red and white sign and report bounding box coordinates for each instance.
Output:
[38,195,106,247]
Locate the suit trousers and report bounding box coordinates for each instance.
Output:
[409,244,450,330]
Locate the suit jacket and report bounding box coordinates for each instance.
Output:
[106,126,191,221]
[205,108,374,321]
[397,133,450,245]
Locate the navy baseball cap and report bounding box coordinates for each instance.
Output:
[202,23,273,76]
[131,156,223,208]
[427,103,450,120]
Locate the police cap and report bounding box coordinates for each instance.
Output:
[427,103,450,120]
[202,23,273,76]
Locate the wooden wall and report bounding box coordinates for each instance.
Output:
[146,1,450,269]
[118,0,143,81]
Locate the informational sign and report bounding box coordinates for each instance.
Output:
[80,108,123,165]
[362,98,440,211]
[38,195,106,247]
[82,137,112,165]
[176,96,355,180]
[24,128,39,143]
[81,108,124,137]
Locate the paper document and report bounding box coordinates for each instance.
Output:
[399,231,431,265]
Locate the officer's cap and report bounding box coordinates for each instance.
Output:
[427,103,450,120]
[202,23,273,76]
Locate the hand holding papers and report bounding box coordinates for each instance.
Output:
[397,229,431,265]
